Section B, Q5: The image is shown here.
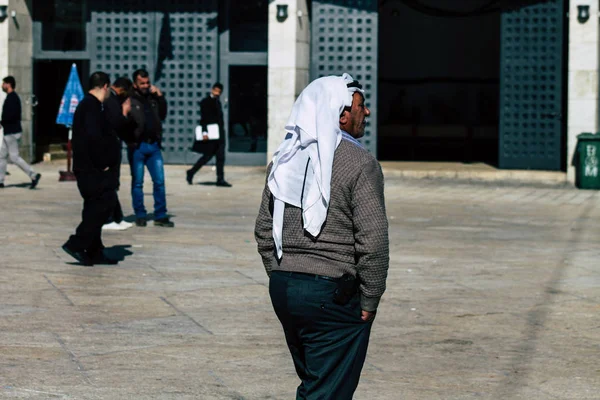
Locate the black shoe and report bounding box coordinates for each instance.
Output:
[90,252,119,265]
[154,217,175,227]
[62,243,93,266]
[30,173,42,189]
[0,183,4,188]
[186,170,193,185]
[216,180,232,187]
[136,218,147,227]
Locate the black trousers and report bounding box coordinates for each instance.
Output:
[66,174,117,255]
[107,194,124,224]
[107,148,124,224]
[189,140,225,181]
[269,271,373,400]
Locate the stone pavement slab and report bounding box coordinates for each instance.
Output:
[0,162,599,399]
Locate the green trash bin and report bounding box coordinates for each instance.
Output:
[575,132,600,189]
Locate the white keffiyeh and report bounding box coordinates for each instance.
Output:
[268,73,364,259]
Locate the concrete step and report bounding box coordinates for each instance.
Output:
[380,162,568,186]
[44,143,68,162]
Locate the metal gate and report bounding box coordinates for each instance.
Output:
[499,0,565,170]
[311,0,379,155]
[89,0,219,164]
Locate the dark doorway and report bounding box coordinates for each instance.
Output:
[228,65,268,153]
[33,59,89,161]
[378,1,501,165]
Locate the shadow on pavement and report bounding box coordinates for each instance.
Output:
[104,244,134,262]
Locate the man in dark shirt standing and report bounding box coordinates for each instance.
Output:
[0,76,41,189]
[186,82,231,187]
[62,72,122,266]
[126,69,174,228]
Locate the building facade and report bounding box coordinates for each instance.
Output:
[0,0,596,182]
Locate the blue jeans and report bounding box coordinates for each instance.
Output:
[127,142,167,220]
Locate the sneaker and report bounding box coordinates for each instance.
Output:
[136,218,147,227]
[186,170,193,185]
[216,180,232,187]
[102,222,126,231]
[117,221,133,230]
[61,243,93,266]
[30,173,42,189]
[154,217,175,227]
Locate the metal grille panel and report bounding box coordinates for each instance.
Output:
[499,0,564,170]
[89,0,218,164]
[311,0,378,155]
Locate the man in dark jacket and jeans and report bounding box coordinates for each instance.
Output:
[62,72,121,266]
[127,69,174,228]
[0,76,41,189]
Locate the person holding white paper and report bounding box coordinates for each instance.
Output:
[186,83,232,187]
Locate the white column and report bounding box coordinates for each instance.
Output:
[267,0,310,163]
[0,0,9,108]
[8,0,33,161]
[567,1,599,183]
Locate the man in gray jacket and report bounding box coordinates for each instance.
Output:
[255,74,389,400]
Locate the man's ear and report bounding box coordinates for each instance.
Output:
[339,109,349,126]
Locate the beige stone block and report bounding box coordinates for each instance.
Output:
[568,70,599,100]
[567,99,599,129]
[9,42,32,68]
[8,12,33,43]
[9,0,30,13]
[268,45,296,68]
[295,41,310,70]
[295,69,309,96]
[568,41,598,71]
[268,68,297,97]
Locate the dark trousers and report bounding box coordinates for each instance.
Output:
[189,140,225,181]
[107,195,124,224]
[66,174,117,255]
[269,271,373,400]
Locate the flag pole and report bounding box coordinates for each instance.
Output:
[59,127,76,181]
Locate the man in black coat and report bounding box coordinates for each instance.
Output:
[62,72,122,266]
[186,82,232,187]
[102,77,134,231]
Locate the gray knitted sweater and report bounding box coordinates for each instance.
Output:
[254,137,389,311]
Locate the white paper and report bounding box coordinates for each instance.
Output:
[195,126,203,141]
[195,124,220,141]
[206,124,220,140]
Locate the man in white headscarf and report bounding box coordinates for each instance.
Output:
[255,74,389,399]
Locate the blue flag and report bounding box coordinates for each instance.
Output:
[56,64,84,127]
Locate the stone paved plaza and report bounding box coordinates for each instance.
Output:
[0,162,599,399]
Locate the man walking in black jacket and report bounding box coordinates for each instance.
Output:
[62,72,122,266]
[126,69,174,228]
[0,76,41,189]
[186,82,231,187]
